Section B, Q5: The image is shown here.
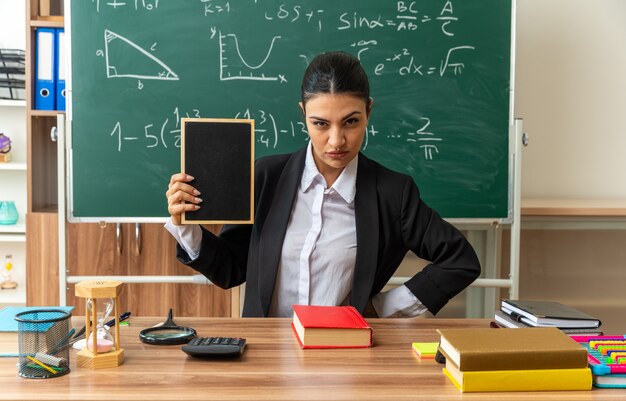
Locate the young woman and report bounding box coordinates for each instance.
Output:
[165,52,480,318]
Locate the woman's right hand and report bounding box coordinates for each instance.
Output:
[166,173,202,226]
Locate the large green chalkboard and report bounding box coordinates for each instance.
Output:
[68,0,512,220]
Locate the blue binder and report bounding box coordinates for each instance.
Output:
[55,28,66,111]
[35,28,56,110]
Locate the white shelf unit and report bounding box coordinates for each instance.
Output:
[0,162,27,170]
[0,0,27,306]
[0,92,27,307]
[0,100,26,107]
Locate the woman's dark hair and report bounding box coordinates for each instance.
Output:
[301,51,370,108]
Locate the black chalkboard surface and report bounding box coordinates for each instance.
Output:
[181,119,254,224]
[68,0,513,220]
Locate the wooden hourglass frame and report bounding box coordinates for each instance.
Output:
[75,280,125,369]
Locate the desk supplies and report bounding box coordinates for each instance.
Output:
[443,364,592,392]
[75,280,125,369]
[0,306,74,357]
[437,327,587,371]
[182,337,246,358]
[139,308,196,345]
[104,311,131,329]
[291,305,372,349]
[501,299,601,329]
[412,342,439,359]
[48,327,75,355]
[54,28,66,111]
[571,335,626,388]
[15,309,72,378]
[438,327,591,392]
[35,27,55,110]
[494,310,603,335]
[25,355,58,375]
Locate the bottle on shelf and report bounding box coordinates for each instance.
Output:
[1,254,17,290]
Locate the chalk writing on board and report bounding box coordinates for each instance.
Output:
[103,29,179,81]
[201,1,230,16]
[263,5,325,32]
[235,108,307,149]
[336,0,457,34]
[91,0,161,13]
[373,45,475,77]
[406,117,443,160]
[109,107,199,152]
[109,105,442,160]
[218,32,285,82]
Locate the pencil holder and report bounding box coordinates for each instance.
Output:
[14,309,72,379]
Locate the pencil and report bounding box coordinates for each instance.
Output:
[25,355,58,375]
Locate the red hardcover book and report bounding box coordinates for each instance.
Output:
[291,305,373,349]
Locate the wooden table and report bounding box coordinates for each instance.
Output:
[1,317,624,400]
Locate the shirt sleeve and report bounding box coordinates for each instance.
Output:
[371,285,428,317]
[164,218,202,261]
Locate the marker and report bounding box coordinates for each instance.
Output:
[104,311,131,329]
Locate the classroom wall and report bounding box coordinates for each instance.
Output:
[0,0,26,50]
[516,0,626,198]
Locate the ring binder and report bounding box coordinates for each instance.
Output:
[35,28,56,110]
[55,28,65,111]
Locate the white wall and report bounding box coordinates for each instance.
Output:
[516,0,626,199]
[0,0,26,50]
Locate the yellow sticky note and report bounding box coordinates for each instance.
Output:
[412,342,439,359]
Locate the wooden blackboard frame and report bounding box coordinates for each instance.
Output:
[180,118,254,225]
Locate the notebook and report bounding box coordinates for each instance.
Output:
[501,299,601,328]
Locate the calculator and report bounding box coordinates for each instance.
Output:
[181,336,246,358]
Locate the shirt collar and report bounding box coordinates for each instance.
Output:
[301,142,358,203]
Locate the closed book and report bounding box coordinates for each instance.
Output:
[291,305,372,349]
[443,361,592,392]
[437,327,588,371]
[593,373,626,388]
[494,311,603,335]
[502,299,601,328]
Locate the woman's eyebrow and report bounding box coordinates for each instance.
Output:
[307,111,362,121]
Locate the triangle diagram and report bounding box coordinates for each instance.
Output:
[104,29,179,80]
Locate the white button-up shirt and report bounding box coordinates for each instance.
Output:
[165,143,427,318]
[268,142,358,317]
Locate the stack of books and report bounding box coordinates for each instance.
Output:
[438,327,592,392]
[494,299,602,335]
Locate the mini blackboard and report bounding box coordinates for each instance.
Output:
[181,118,254,224]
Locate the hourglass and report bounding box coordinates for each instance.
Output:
[75,280,125,369]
